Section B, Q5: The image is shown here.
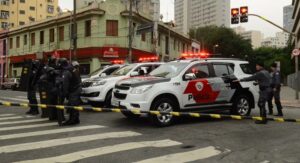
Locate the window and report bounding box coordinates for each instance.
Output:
[0,11,9,19]
[173,39,176,50]
[106,20,118,36]
[24,34,27,45]
[19,10,25,15]
[158,33,161,46]
[19,21,25,26]
[20,0,25,3]
[9,38,13,49]
[141,33,146,42]
[240,64,254,75]
[165,36,169,54]
[85,20,91,37]
[29,6,35,11]
[58,26,64,41]
[186,64,210,79]
[1,22,8,29]
[31,33,35,46]
[16,36,20,48]
[49,28,55,42]
[47,5,54,13]
[213,64,232,77]
[40,31,44,44]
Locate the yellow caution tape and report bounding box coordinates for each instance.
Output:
[210,114,221,119]
[189,113,201,117]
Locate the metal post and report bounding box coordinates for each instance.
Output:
[153,0,159,60]
[69,11,73,62]
[128,0,133,63]
[296,37,299,100]
[73,0,77,60]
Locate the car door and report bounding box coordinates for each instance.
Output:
[211,63,236,103]
[182,63,220,109]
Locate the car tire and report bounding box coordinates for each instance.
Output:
[231,95,251,116]
[122,111,141,119]
[89,101,102,107]
[149,97,177,127]
[104,90,113,107]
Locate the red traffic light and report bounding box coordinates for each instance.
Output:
[240,6,248,15]
[231,8,239,16]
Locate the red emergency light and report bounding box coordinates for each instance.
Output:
[138,56,159,62]
[111,60,125,64]
[180,52,210,59]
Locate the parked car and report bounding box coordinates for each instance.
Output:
[81,65,124,82]
[1,78,20,90]
[112,58,259,126]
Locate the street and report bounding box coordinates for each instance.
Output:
[0,90,299,163]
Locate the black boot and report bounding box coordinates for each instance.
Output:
[256,106,268,124]
[275,109,283,117]
[268,109,273,115]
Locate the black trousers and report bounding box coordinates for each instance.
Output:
[27,89,38,112]
[258,89,271,120]
[268,87,283,114]
[67,88,81,121]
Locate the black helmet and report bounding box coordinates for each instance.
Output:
[57,58,69,69]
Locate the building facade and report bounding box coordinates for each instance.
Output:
[292,0,300,48]
[261,32,289,48]
[233,26,263,49]
[76,0,160,20]
[174,0,230,35]
[0,0,59,30]
[284,5,294,33]
[3,0,192,77]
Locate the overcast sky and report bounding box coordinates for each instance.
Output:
[59,0,293,37]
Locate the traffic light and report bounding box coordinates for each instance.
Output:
[240,6,248,23]
[231,8,239,24]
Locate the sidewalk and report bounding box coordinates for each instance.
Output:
[280,86,300,108]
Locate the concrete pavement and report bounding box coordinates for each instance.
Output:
[280,86,300,108]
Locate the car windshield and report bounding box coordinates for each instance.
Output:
[111,64,136,76]
[89,67,104,77]
[149,62,189,78]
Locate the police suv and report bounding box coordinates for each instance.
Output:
[81,62,163,106]
[112,58,259,126]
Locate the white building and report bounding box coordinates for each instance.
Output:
[261,32,290,48]
[233,26,264,49]
[174,0,230,35]
[76,0,160,20]
[283,5,294,32]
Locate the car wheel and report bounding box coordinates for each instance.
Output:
[89,101,102,107]
[104,90,113,107]
[232,95,251,116]
[122,111,141,119]
[149,98,177,127]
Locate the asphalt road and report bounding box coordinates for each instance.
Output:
[0,90,300,163]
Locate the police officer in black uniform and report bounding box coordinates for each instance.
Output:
[234,62,271,124]
[26,60,41,115]
[268,63,283,116]
[57,58,82,126]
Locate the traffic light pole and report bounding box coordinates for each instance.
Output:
[247,13,299,100]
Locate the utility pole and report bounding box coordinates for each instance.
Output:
[128,0,133,63]
[73,0,77,61]
[153,0,159,60]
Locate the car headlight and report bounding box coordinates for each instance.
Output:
[92,80,107,86]
[130,85,153,94]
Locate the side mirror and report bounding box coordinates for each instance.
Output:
[184,73,196,80]
[130,71,139,77]
[100,73,107,77]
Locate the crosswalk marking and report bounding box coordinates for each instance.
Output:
[0,119,48,126]
[0,114,15,117]
[135,146,225,163]
[0,116,34,121]
[0,131,141,154]
[0,123,57,131]
[0,125,105,140]
[15,139,182,163]
[0,97,28,102]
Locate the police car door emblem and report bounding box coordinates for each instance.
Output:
[195,82,204,91]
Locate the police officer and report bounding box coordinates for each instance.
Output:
[58,58,82,126]
[234,62,271,124]
[26,60,41,115]
[269,63,283,116]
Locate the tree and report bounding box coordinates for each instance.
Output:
[189,26,253,58]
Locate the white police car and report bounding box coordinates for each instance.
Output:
[82,64,123,82]
[81,62,163,107]
[112,58,259,126]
